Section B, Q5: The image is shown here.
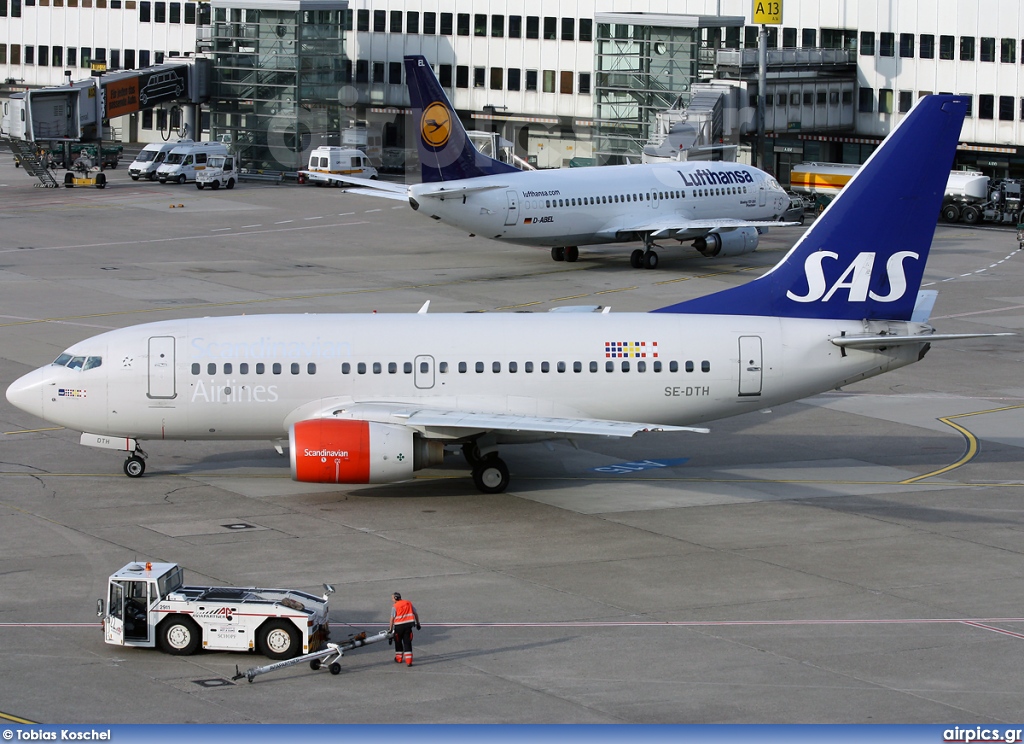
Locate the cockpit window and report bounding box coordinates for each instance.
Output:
[52,354,102,371]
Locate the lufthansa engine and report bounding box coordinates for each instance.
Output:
[692,227,759,258]
[289,419,444,484]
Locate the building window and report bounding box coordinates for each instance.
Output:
[38,45,48,66]
[110,49,121,69]
[879,88,894,114]
[744,26,758,48]
[939,35,954,60]
[920,34,934,59]
[507,68,520,91]
[1020,98,1024,121]
[138,49,149,66]
[491,14,502,37]
[389,10,401,33]
[0,0,6,16]
[372,10,384,32]
[438,64,452,87]
[1001,38,1016,63]
[559,70,573,94]
[372,62,384,84]
[139,0,149,20]
[67,47,76,66]
[473,13,485,36]
[578,72,591,95]
[999,95,1014,121]
[561,17,574,41]
[960,36,975,61]
[543,69,555,93]
[168,1,178,22]
[860,31,875,55]
[978,94,994,119]
[439,12,452,35]
[457,13,469,35]
[153,0,164,21]
[9,45,19,63]
[899,33,914,58]
[802,28,816,47]
[124,48,134,68]
[525,69,538,91]
[489,67,502,90]
[961,94,973,116]
[142,109,152,129]
[473,67,485,87]
[356,9,368,32]
[423,12,435,34]
[509,16,521,38]
[155,50,164,63]
[803,91,813,106]
[898,90,913,113]
[879,33,895,57]
[858,87,874,113]
[455,65,468,88]
[579,18,592,42]
[526,16,539,39]
[184,1,194,23]
[25,45,34,65]
[80,47,91,67]
[543,16,556,40]
[782,28,796,48]
[980,37,995,62]
[389,61,401,84]
[355,59,368,83]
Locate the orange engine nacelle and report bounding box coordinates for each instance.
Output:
[289,419,443,484]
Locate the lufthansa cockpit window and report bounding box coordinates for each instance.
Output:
[53,354,102,371]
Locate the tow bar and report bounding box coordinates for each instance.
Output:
[232,630,391,683]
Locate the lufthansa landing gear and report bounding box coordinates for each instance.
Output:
[462,443,510,494]
[550,246,579,263]
[629,248,659,270]
[123,446,148,478]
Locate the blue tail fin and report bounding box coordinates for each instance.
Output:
[404,55,519,183]
[654,95,968,320]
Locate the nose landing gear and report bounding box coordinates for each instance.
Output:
[123,445,148,478]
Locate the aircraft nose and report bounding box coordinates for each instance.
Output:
[6,367,49,417]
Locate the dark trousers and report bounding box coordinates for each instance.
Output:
[394,622,415,654]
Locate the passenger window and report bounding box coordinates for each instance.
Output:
[492,361,501,373]
[388,362,397,374]
[621,361,630,372]
[256,363,266,374]
[638,361,646,372]
[207,362,216,375]
[702,361,711,372]
[224,363,232,374]
[439,362,448,373]
[273,363,282,375]
[557,361,566,373]
[509,361,517,373]
[191,363,200,375]
[459,362,467,373]
[476,362,484,373]
[291,363,300,374]
[404,362,413,374]
[525,361,534,373]
[573,361,582,373]
[670,361,679,373]
[357,363,366,374]
[420,361,429,373]
[653,361,662,372]
[685,361,694,372]
[308,363,316,374]
[541,362,550,373]
[605,361,614,372]
[342,362,351,374]
[589,361,598,372]
[373,362,382,374]
[240,363,249,374]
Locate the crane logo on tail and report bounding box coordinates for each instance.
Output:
[421,102,451,148]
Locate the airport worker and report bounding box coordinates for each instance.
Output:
[388,592,421,666]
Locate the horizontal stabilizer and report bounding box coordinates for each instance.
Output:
[831,332,1014,349]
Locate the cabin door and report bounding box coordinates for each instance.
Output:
[504,190,519,226]
[147,336,176,399]
[738,336,763,396]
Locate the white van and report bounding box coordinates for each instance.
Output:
[128,140,192,181]
[305,146,378,185]
[156,142,229,184]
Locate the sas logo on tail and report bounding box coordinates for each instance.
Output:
[421,102,451,148]
[787,250,919,303]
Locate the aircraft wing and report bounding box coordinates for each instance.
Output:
[306,400,708,439]
[413,183,510,198]
[299,170,409,198]
[600,216,801,240]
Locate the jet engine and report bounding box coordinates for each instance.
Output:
[692,227,759,258]
[289,419,444,484]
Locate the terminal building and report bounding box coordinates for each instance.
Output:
[2,0,1023,181]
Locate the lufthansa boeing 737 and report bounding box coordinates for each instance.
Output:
[7,96,1005,493]
[302,55,794,269]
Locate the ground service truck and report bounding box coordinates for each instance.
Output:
[98,562,332,659]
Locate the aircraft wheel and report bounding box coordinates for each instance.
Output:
[630,249,644,268]
[472,456,509,494]
[551,246,565,262]
[124,456,146,478]
[329,663,342,675]
[643,250,659,270]
[565,246,579,262]
[941,204,960,223]
[259,620,301,660]
[158,616,201,655]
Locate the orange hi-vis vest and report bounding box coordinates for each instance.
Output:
[393,599,416,625]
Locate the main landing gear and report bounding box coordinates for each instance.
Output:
[630,236,660,269]
[550,246,579,263]
[123,445,148,478]
[462,443,511,494]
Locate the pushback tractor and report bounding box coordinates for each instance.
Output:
[97,562,333,660]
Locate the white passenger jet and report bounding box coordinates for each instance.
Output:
[301,55,793,269]
[7,96,1005,494]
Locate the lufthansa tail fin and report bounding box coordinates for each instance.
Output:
[404,55,519,183]
[654,95,968,321]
